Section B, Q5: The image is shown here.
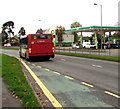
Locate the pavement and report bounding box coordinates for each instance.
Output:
[1,77,22,108]
[0,47,22,108]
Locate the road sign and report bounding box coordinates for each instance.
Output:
[51,30,55,34]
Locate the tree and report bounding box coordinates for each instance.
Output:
[18,27,26,37]
[1,21,14,44]
[2,21,14,36]
[1,30,9,44]
[36,28,43,33]
[55,25,65,44]
[114,22,120,26]
[70,22,82,43]
[71,22,82,28]
[113,31,120,37]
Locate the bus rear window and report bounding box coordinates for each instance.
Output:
[31,34,52,39]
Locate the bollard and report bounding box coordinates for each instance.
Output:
[69,48,70,53]
[59,46,60,52]
[109,49,110,56]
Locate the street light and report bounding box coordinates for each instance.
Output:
[94,3,103,50]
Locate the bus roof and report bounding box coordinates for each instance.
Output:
[20,33,53,39]
[28,33,53,35]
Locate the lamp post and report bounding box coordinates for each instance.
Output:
[94,3,103,50]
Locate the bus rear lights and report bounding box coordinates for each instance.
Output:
[28,48,32,53]
[52,47,55,52]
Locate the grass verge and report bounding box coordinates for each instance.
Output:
[55,52,120,62]
[2,47,19,50]
[1,53,41,108]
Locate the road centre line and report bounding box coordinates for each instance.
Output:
[19,58,63,108]
[64,76,74,80]
[105,91,120,98]
[92,64,102,68]
[53,72,61,75]
[81,82,94,87]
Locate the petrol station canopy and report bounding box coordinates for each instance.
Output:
[65,26,120,33]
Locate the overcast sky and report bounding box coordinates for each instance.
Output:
[0,0,119,34]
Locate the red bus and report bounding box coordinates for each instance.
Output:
[19,33,55,60]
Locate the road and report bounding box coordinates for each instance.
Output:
[1,49,119,108]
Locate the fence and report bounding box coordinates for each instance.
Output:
[55,47,119,57]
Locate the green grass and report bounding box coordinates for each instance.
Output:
[55,52,120,62]
[1,54,41,108]
[2,47,19,50]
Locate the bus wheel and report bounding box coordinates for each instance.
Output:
[25,54,30,61]
[19,53,22,58]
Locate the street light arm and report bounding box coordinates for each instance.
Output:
[94,3,102,6]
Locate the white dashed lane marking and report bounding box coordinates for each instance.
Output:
[92,64,102,68]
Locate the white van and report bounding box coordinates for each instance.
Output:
[82,42,96,48]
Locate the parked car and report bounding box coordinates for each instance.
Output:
[107,44,120,49]
[72,44,81,49]
[83,43,96,49]
[98,44,108,49]
[4,43,11,47]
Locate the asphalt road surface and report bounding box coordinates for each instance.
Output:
[1,49,119,108]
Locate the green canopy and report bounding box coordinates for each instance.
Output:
[65,26,120,32]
